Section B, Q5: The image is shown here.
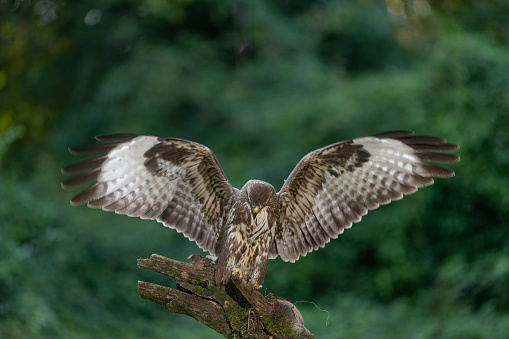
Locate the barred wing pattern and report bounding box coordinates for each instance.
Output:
[275,131,460,262]
[62,134,234,255]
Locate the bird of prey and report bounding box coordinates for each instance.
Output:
[62,131,459,290]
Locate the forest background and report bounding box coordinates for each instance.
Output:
[1,0,509,338]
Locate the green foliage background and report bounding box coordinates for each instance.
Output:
[1,1,508,338]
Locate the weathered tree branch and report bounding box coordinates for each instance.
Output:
[137,254,315,339]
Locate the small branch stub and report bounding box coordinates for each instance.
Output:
[137,254,314,339]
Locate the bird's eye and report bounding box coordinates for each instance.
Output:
[253,207,260,214]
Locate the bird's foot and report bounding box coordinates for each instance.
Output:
[231,268,262,291]
[250,281,262,291]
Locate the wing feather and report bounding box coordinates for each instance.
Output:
[62,134,234,255]
[275,131,460,262]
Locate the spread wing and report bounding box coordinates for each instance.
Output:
[274,131,460,262]
[61,134,235,255]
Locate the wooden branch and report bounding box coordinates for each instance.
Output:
[137,254,315,339]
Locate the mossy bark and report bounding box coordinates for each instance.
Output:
[137,254,315,339]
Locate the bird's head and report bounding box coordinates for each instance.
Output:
[242,180,278,220]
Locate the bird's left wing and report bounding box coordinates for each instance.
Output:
[274,131,460,262]
[62,134,235,255]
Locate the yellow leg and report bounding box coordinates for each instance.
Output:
[231,268,262,290]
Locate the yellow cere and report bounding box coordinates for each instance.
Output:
[253,207,260,213]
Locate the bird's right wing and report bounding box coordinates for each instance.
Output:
[62,134,235,255]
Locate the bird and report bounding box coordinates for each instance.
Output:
[62,131,459,290]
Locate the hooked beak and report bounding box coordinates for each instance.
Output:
[252,207,260,219]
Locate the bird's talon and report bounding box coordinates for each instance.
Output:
[232,268,247,282]
[247,277,261,291]
[231,269,261,290]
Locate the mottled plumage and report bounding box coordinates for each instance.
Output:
[62,131,459,289]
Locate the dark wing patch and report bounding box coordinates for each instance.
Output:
[62,134,234,255]
[275,131,460,262]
